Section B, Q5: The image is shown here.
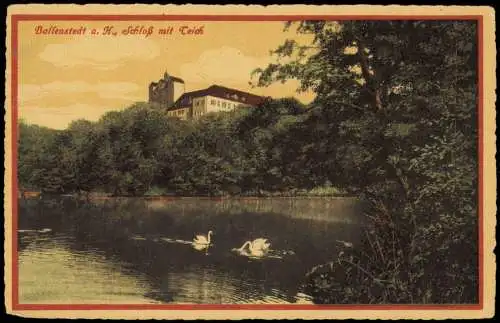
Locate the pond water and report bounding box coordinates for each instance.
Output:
[18,197,363,304]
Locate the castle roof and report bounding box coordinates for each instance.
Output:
[170,85,264,110]
[167,75,185,84]
[150,74,185,87]
[163,70,185,84]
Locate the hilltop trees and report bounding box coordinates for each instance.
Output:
[254,21,478,303]
[96,104,174,196]
[18,98,309,197]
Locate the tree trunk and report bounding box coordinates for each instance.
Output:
[356,39,383,112]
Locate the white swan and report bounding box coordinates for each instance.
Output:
[251,238,271,250]
[233,238,271,258]
[193,230,213,246]
[232,241,252,256]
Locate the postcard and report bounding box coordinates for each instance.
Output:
[4,4,496,320]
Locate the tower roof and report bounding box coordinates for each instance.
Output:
[163,71,185,84]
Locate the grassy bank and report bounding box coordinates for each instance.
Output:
[142,185,350,198]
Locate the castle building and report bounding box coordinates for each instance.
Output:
[148,71,264,120]
[149,71,186,108]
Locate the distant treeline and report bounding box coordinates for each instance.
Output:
[19,20,478,304]
[19,98,351,197]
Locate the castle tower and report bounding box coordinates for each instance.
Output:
[148,70,185,108]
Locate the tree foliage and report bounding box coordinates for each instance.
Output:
[18,99,310,197]
[254,20,478,303]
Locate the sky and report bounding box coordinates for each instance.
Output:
[18,21,316,129]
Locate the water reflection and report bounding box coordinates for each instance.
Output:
[19,234,157,304]
[18,197,363,304]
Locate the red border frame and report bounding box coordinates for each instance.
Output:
[10,14,484,311]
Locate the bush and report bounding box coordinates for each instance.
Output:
[144,186,170,196]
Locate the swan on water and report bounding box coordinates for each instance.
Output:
[193,230,213,246]
[251,238,271,250]
[192,231,214,254]
[233,238,271,258]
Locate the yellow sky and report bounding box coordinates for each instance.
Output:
[18,21,316,129]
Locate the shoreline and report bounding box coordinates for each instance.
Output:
[20,192,358,200]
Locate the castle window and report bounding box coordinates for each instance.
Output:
[217,100,220,107]
[222,102,227,108]
[211,99,216,105]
